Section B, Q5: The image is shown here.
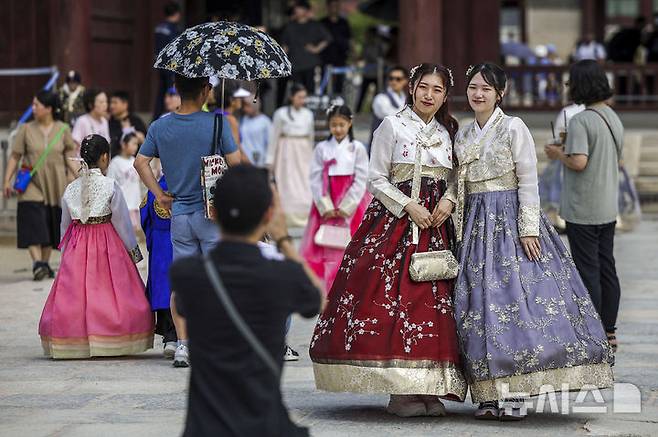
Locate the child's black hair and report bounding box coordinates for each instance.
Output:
[80,134,110,168]
[326,105,354,141]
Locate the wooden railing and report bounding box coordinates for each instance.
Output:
[452,64,658,111]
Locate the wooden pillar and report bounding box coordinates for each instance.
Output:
[581,0,605,41]
[48,0,92,85]
[398,0,442,68]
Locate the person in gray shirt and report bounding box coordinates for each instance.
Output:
[544,60,622,353]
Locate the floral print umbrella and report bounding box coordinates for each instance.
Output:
[154,21,292,80]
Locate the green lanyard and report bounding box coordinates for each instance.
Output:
[30,125,68,177]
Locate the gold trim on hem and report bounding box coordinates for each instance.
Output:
[313,362,467,400]
[469,363,614,402]
[40,332,154,359]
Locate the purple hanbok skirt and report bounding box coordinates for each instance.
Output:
[455,189,614,402]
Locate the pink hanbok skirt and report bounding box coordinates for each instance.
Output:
[300,175,371,292]
[39,221,154,359]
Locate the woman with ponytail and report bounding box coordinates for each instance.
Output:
[38,134,153,359]
[310,64,466,417]
[3,90,78,280]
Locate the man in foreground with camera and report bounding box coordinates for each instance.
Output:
[169,165,324,436]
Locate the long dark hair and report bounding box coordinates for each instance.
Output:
[406,63,458,142]
[465,62,507,107]
[35,90,63,121]
[568,60,613,105]
[326,105,354,141]
[80,134,110,168]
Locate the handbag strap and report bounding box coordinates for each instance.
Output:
[410,129,450,251]
[211,113,224,156]
[585,107,621,160]
[31,125,68,176]
[203,256,281,378]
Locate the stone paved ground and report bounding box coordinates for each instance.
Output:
[1,219,658,436]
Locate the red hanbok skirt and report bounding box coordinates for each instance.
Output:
[309,177,467,399]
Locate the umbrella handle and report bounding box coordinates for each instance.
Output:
[221,78,225,110]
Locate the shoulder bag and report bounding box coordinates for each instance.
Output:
[14,125,68,193]
[200,114,229,219]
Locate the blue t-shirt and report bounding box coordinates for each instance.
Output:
[140,111,238,216]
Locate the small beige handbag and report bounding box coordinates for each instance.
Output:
[314,223,351,249]
[409,228,459,282]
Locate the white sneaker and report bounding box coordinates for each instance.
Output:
[283,345,299,361]
[173,344,190,368]
[163,342,177,359]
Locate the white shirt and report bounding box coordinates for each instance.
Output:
[554,103,585,134]
[368,107,454,217]
[574,42,606,61]
[372,87,407,119]
[309,137,369,215]
[107,155,142,210]
[266,106,314,166]
[71,113,111,146]
[61,169,137,252]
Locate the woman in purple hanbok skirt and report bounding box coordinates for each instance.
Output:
[453,64,614,420]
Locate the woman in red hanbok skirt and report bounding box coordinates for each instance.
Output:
[39,135,153,359]
[310,64,467,417]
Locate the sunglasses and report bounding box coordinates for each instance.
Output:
[388,76,405,82]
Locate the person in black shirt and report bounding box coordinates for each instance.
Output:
[170,165,323,437]
[153,2,182,120]
[320,0,351,94]
[108,91,147,156]
[281,1,332,93]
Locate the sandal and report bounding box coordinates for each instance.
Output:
[606,331,618,352]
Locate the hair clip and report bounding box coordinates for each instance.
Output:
[466,65,475,77]
[409,64,422,80]
[325,104,337,116]
[446,68,454,87]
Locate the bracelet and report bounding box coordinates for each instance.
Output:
[275,235,293,250]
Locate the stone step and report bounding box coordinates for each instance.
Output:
[636,176,658,195]
[639,161,658,176]
[639,145,658,161]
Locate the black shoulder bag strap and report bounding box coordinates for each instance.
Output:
[203,256,281,378]
[585,108,621,161]
[212,113,224,155]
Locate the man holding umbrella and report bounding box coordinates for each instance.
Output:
[135,22,293,368]
[136,74,241,367]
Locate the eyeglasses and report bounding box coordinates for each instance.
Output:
[388,76,405,82]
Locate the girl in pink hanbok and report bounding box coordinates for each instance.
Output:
[39,134,153,359]
[300,105,370,290]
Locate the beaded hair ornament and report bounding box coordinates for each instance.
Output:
[465,65,476,78]
[326,104,353,119]
[409,64,454,87]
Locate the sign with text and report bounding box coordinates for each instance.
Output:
[201,154,228,219]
